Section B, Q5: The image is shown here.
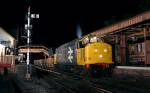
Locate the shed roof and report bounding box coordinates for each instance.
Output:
[0,27,15,40]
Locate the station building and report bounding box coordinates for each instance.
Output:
[0,27,16,74]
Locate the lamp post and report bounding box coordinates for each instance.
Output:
[25,6,39,80]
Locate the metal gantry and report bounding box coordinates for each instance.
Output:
[25,6,39,80]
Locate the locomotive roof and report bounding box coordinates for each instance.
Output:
[56,39,78,49]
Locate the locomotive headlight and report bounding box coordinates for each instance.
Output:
[94,49,98,52]
[93,36,97,40]
[99,54,103,58]
[90,38,93,42]
[104,49,108,53]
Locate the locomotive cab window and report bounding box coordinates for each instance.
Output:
[77,41,85,48]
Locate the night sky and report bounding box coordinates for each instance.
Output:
[0,0,150,49]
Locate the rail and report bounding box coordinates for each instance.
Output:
[95,86,112,93]
[34,65,60,75]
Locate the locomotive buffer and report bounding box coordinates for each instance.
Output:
[25,6,39,80]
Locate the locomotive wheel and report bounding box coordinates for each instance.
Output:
[77,66,89,78]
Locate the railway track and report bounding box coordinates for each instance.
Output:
[34,65,113,93]
[33,64,150,93]
[42,74,78,93]
[47,69,113,93]
[87,76,150,93]
[15,64,55,93]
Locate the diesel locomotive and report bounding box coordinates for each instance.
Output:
[55,34,113,76]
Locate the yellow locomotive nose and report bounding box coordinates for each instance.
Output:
[84,42,112,65]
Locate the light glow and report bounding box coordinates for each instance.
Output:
[104,49,108,53]
[99,54,103,58]
[0,44,5,55]
[94,49,98,52]
[93,36,97,40]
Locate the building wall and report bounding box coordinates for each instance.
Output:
[0,27,16,55]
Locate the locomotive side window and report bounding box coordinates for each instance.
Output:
[77,41,85,48]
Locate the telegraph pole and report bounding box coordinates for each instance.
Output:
[25,6,39,80]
